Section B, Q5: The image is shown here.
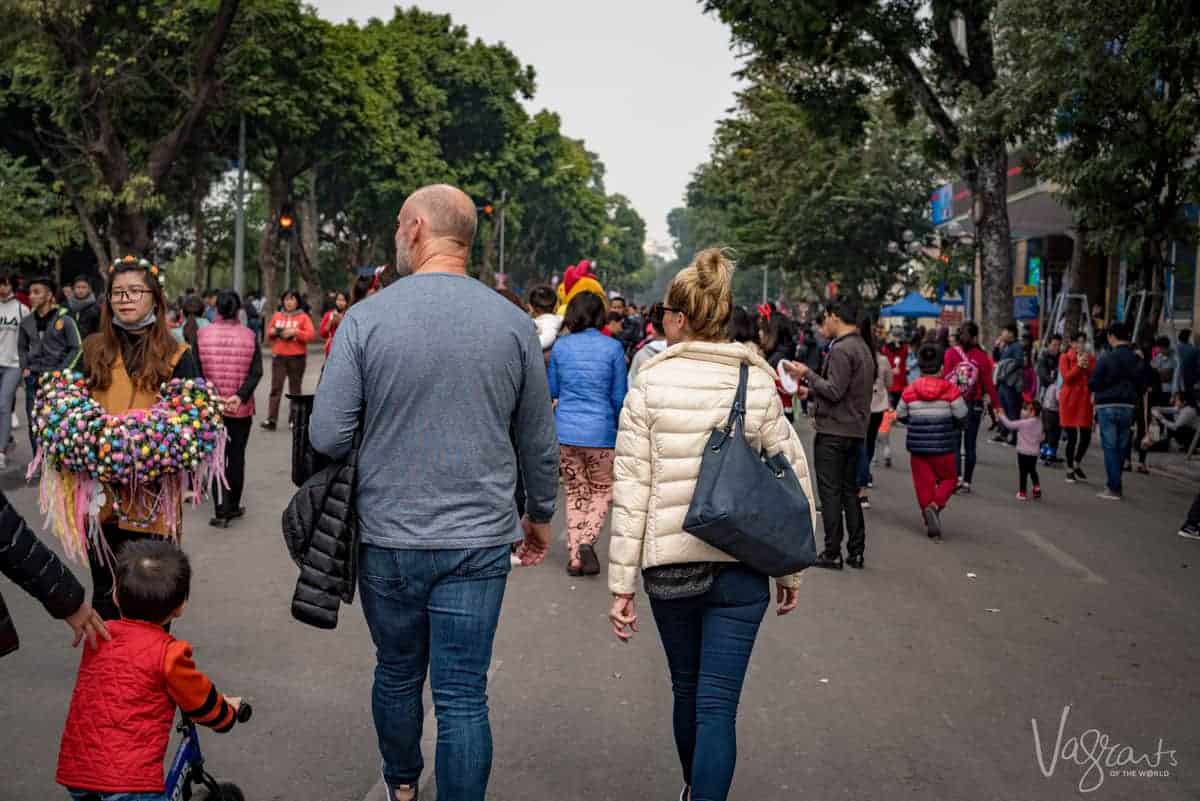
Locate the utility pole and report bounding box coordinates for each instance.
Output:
[284,238,292,291]
[233,113,246,296]
[498,188,508,282]
[762,263,768,303]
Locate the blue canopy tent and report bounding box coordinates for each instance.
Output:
[880,291,941,318]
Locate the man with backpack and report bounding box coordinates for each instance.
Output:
[943,321,1001,494]
[992,323,1025,446]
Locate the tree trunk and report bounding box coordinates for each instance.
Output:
[971,140,1014,343]
[296,172,321,293]
[113,209,152,258]
[72,196,111,271]
[258,169,287,308]
[1062,226,1087,337]
[192,176,207,292]
[1133,238,1168,345]
[478,220,496,284]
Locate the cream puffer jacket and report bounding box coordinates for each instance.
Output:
[609,341,817,595]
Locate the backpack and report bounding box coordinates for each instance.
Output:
[949,346,980,399]
[995,358,1024,389]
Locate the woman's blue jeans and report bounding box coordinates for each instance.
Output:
[648,565,770,801]
[358,543,511,801]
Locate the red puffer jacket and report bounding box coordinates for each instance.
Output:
[57,620,237,793]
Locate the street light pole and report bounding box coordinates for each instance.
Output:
[233,113,246,296]
[498,189,507,281]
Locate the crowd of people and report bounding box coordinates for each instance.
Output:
[2,182,1200,801]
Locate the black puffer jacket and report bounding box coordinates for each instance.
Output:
[282,454,359,630]
[1,491,85,657]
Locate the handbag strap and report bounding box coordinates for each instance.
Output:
[715,363,750,447]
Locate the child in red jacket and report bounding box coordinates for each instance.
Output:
[896,344,968,540]
[57,541,241,800]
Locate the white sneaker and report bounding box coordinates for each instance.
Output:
[11,412,19,430]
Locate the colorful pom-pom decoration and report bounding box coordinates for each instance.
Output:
[27,371,228,565]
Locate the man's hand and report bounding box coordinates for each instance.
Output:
[795,386,810,401]
[226,696,242,713]
[609,594,638,641]
[517,515,551,566]
[776,584,800,616]
[65,602,111,649]
[782,361,809,381]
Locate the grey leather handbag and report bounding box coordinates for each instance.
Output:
[682,363,817,577]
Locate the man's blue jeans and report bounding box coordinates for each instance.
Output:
[956,402,984,483]
[358,544,511,801]
[1098,406,1134,495]
[648,566,770,801]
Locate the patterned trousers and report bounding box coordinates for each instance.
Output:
[559,445,615,559]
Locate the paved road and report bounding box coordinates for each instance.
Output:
[3,357,1199,801]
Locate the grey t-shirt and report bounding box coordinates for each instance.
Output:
[310,272,559,550]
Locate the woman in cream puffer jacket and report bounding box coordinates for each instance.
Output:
[607,249,814,801]
[607,339,816,595]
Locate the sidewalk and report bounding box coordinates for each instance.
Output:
[1147,447,1200,487]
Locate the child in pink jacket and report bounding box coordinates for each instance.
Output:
[999,398,1045,501]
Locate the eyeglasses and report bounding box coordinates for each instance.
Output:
[111,287,152,301]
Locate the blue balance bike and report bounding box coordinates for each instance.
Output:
[162,700,253,801]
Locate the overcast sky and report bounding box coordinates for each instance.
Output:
[308,0,742,247]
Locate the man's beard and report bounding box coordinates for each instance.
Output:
[395,242,412,278]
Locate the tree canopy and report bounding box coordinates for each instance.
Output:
[1000,0,1200,336]
[0,1,646,297]
[671,73,939,310]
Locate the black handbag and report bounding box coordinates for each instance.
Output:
[682,363,817,577]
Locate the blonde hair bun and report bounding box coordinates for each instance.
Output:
[694,248,733,290]
[664,247,735,341]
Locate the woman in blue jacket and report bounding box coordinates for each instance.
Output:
[549,292,629,576]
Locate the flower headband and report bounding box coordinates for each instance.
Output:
[109,255,165,286]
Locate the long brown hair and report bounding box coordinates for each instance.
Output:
[84,262,180,393]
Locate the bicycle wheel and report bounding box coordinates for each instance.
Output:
[194,782,246,801]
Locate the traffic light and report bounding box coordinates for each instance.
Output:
[278,203,295,239]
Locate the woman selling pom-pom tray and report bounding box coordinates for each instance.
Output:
[78,257,199,620]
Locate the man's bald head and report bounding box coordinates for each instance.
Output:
[400,184,478,246]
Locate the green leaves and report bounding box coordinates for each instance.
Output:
[0,152,80,263]
[1000,0,1200,273]
[675,76,937,307]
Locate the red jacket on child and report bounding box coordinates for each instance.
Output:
[57,619,237,794]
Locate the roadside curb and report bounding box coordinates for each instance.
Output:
[1148,462,1200,489]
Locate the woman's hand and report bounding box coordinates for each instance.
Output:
[65,602,111,649]
[223,396,242,416]
[609,594,638,642]
[775,584,800,616]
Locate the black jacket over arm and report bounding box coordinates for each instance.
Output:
[0,490,85,657]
